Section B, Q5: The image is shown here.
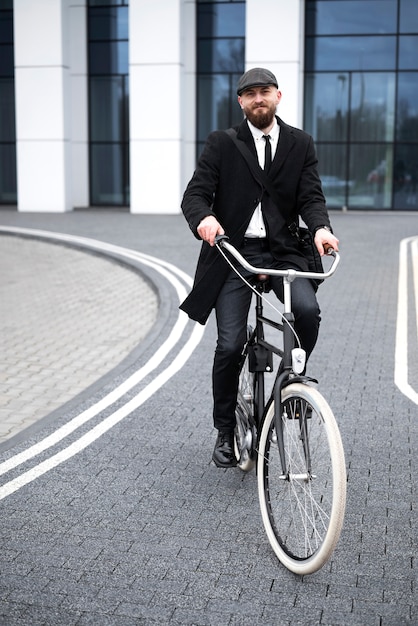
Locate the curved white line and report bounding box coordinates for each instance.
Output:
[0,322,205,501]
[0,312,190,476]
[395,236,418,404]
[0,232,189,473]
[0,227,204,483]
[0,226,194,289]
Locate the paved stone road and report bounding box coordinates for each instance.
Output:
[0,235,158,442]
[0,210,416,625]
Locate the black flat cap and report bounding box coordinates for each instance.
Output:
[237,68,278,95]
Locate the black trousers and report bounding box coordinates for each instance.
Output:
[212,239,321,432]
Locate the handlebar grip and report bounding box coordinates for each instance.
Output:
[215,234,229,246]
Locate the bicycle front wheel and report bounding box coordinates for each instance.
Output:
[257,382,346,575]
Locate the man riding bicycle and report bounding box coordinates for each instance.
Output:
[180,68,339,468]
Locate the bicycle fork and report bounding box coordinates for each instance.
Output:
[272,276,313,480]
[273,381,313,480]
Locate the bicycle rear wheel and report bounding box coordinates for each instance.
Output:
[234,327,256,472]
[257,382,346,575]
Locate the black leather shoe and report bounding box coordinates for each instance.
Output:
[212,431,237,468]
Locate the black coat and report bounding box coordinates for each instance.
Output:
[180,116,331,324]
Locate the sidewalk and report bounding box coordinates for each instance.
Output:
[0,232,158,445]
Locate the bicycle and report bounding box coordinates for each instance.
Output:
[215,235,346,575]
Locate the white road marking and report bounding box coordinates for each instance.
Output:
[0,227,204,499]
[395,236,418,404]
[0,311,189,477]
[0,323,204,501]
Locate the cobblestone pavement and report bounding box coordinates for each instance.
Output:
[0,209,416,625]
[0,235,158,442]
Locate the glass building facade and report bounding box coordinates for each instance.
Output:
[304,0,418,210]
[0,0,417,211]
[196,0,246,157]
[0,0,16,204]
[88,0,130,206]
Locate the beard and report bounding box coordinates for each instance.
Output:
[244,102,276,130]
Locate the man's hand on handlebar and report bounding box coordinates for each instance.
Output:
[314,228,339,256]
[197,215,225,246]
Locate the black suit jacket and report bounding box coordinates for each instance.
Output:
[180,116,331,324]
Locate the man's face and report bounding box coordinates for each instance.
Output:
[238,85,281,131]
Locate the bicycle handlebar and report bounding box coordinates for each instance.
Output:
[215,235,340,281]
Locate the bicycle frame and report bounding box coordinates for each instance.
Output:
[243,282,277,423]
[216,236,340,472]
[216,237,345,574]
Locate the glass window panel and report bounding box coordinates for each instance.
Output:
[316,144,350,208]
[350,72,395,141]
[196,2,245,160]
[397,72,418,141]
[0,78,15,142]
[123,76,129,139]
[122,141,129,205]
[399,36,418,70]
[305,36,396,71]
[197,73,242,141]
[349,143,393,208]
[0,11,13,43]
[88,0,124,6]
[90,143,125,205]
[0,143,17,203]
[89,41,128,74]
[0,44,13,77]
[304,73,349,141]
[198,3,245,37]
[88,1,129,206]
[393,144,418,209]
[89,7,128,40]
[306,0,397,36]
[90,76,126,142]
[400,0,418,33]
[198,38,244,73]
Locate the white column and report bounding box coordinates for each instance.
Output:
[180,1,196,200]
[245,0,305,128]
[14,0,72,212]
[69,1,89,209]
[129,0,192,214]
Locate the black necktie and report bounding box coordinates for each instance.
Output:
[263,134,272,173]
[261,135,273,236]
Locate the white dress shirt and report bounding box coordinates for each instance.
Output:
[245,118,280,238]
